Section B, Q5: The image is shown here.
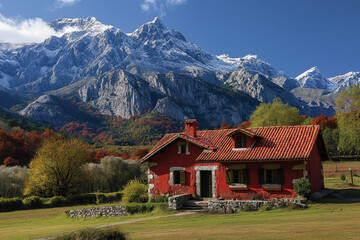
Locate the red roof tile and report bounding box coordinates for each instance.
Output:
[140,125,322,163]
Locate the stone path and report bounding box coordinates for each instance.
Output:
[33,211,196,240]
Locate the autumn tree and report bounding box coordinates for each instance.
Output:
[249,98,301,127]
[311,114,337,130]
[24,138,88,197]
[220,121,232,129]
[239,121,251,128]
[335,85,360,155]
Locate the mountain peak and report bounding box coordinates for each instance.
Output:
[295,66,335,90]
[49,17,113,33]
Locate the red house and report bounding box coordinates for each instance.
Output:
[140,120,328,199]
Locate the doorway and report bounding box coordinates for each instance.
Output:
[200,170,212,198]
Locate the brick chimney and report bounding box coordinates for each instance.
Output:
[185,119,197,138]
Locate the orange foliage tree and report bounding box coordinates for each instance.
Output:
[311,114,337,130]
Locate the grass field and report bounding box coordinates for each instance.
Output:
[117,203,360,240]
[1,161,360,240]
[0,203,172,240]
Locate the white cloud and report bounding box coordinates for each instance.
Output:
[0,14,79,44]
[140,0,186,16]
[166,0,186,6]
[141,0,157,12]
[55,0,80,8]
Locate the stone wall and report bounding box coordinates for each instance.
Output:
[168,194,192,210]
[208,199,306,214]
[67,206,128,218]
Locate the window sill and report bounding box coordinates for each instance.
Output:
[262,184,281,191]
[229,184,248,190]
[232,148,248,151]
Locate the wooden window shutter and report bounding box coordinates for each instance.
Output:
[277,168,284,184]
[226,169,232,184]
[259,168,264,184]
[243,168,249,183]
[180,170,186,185]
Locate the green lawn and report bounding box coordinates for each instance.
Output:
[118,203,360,240]
[0,203,173,240]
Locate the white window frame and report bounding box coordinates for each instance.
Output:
[169,167,186,186]
[177,142,190,155]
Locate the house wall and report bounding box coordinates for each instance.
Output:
[147,137,309,199]
[216,161,304,200]
[308,143,325,192]
[148,139,205,196]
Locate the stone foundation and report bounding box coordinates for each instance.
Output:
[208,198,306,214]
[67,206,128,218]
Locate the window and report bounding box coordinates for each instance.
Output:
[173,170,181,184]
[177,142,189,154]
[259,168,284,184]
[235,136,247,148]
[226,169,248,184]
[170,169,186,185]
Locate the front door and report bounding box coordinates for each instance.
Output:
[200,170,212,198]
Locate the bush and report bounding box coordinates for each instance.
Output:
[150,195,168,203]
[48,196,68,207]
[83,157,143,193]
[103,192,122,203]
[124,203,166,214]
[0,197,23,212]
[53,228,127,240]
[122,179,148,203]
[96,194,106,204]
[23,196,43,209]
[0,166,28,198]
[293,178,312,198]
[67,193,97,205]
[340,174,346,181]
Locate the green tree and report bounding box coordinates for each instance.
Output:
[336,85,360,155]
[249,98,301,127]
[322,127,339,156]
[24,138,88,197]
[83,156,142,193]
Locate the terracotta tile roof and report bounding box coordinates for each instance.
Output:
[196,125,321,162]
[140,125,322,163]
[226,128,260,137]
[139,133,216,163]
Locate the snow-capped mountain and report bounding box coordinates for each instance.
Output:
[0,17,291,96]
[329,71,360,91]
[295,66,336,90]
[0,17,358,127]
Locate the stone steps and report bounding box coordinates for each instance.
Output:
[181,200,209,212]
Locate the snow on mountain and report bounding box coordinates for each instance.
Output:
[328,71,360,91]
[295,66,336,90]
[217,54,284,78]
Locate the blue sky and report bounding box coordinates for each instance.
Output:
[0,0,359,78]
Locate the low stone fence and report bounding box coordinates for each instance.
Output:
[67,206,128,218]
[208,199,306,214]
[168,194,192,210]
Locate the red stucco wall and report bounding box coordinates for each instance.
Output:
[308,142,325,192]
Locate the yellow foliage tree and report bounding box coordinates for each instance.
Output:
[250,98,301,127]
[24,138,88,197]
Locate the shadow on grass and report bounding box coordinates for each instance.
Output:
[311,189,360,204]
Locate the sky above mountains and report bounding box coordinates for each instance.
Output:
[0,0,359,78]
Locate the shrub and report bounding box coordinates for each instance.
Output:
[340,174,346,181]
[293,178,312,198]
[104,192,122,203]
[96,194,106,204]
[251,192,267,200]
[0,166,28,198]
[150,195,168,203]
[53,228,127,240]
[67,193,97,205]
[23,196,43,209]
[0,197,23,212]
[83,157,143,193]
[48,196,68,207]
[124,203,166,214]
[122,179,148,203]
